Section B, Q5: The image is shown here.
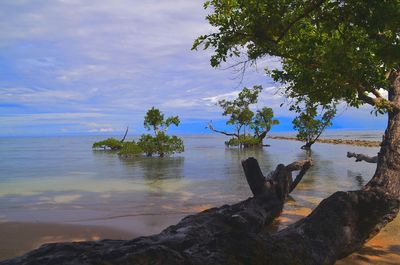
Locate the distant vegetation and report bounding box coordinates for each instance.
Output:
[92,107,184,157]
[208,86,279,148]
[92,137,124,150]
[137,107,184,157]
[292,102,336,150]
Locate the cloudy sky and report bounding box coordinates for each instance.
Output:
[0,0,386,136]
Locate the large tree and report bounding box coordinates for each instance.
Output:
[192,0,400,263]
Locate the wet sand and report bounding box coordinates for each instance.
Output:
[0,222,137,261]
[275,207,400,265]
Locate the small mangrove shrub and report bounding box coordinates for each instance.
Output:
[118,141,142,158]
[92,138,123,150]
[92,107,184,157]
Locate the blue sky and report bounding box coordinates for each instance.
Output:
[0,0,387,136]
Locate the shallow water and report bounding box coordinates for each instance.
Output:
[0,132,398,263]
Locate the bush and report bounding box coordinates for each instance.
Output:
[92,138,123,150]
[225,138,240,147]
[225,136,260,147]
[239,135,261,147]
[118,141,142,158]
[138,132,184,157]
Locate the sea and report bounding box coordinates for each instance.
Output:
[0,130,398,263]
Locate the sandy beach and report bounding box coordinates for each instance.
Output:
[1,206,399,264]
[0,222,137,261]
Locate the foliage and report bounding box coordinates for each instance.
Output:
[144,107,180,134]
[118,141,142,158]
[93,108,184,157]
[225,137,240,147]
[252,107,280,137]
[193,0,400,112]
[211,86,279,147]
[219,86,261,130]
[292,103,336,148]
[138,108,184,157]
[92,138,123,150]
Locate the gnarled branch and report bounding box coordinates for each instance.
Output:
[347,152,378,163]
[207,122,238,137]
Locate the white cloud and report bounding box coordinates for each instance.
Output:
[88,128,114,133]
[0,0,383,135]
[202,91,241,105]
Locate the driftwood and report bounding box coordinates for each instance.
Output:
[1,158,312,265]
[347,152,378,163]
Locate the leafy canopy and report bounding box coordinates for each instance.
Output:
[293,103,336,145]
[210,86,279,147]
[219,85,262,128]
[140,107,184,157]
[193,0,400,111]
[144,107,180,134]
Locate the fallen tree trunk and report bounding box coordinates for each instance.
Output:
[347,151,378,163]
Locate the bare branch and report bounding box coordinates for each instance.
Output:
[120,126,129,142]
[347,152,378,163]
[207,122,238,137]
[289,159,313,193]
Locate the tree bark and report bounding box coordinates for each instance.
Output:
[347,152,378,163]
[301,142,313,150]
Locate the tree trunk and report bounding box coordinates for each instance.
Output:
[301,142,313,150]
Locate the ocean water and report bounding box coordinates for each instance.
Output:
[0,132,381,229]
[1,131,395,262]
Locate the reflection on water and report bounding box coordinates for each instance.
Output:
[0,133,398,263]
[119,156,184,181]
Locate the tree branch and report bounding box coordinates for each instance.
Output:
[356,87,400,111]
[276,0,326,42]
[120,126,129,142]
[207,122,238,137]
[347,152,378,163]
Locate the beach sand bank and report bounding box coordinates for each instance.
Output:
[0,222,136,261]
[1,208,398,264]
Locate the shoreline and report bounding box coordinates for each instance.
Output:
[268,136,381,147]
[1,213,398,264]
[0,222,137,261]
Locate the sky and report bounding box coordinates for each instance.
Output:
[0,0,387,137]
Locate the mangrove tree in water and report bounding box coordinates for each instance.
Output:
[292,102,336,150]
[92,108,184,157]
[137,107,184,157]
[92,127,129,150]
[208,85,279,147]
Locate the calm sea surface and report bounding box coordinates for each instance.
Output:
[2,131,398,263]
[0,132,382,230]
